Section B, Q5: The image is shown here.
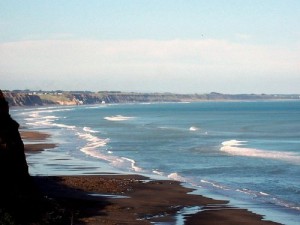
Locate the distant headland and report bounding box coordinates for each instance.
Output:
[2,90,300,107]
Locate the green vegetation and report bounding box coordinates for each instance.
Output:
[39,94,72,103]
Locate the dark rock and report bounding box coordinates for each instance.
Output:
[0,90,31,203]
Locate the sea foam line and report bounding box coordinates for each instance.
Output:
[189,126,199,131]
[167,172,187,182]
[24,108,77,130]
[104,115,134,121]
[221,140,300,164]
[121,157,143,172]
[24,107,143,173]
[83,127,99,133]
[167,172,300,213]
[77,131,143,172]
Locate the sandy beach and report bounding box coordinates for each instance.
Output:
[17,130,282,225]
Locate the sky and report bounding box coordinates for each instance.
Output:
[0,0,299,94]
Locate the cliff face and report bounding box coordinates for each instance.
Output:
[3,91,193,106]
[3,91,300,107]
[3,92,52,106]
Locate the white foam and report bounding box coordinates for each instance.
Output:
[25,111,55,127]
[38,108,74,113]
[189,126,199,131]
[104,115,134,121]
[24,118,35,121]
[77,132,107,145]
[200,179,230,190]
[152,170,164,176]
[121,157,143,172]
[24,108,76,130]
[260,191,269,196]
[221,140,248,146]
[83,127,99,133]
[77,132,110,159]
[221,139,300,164]
[109,156,143,172]
[77,132,143,172]
[80,146,115,163]
[167,172,186,182]
[85,105,106,109]
[29,112,40,118]
[25,107,142,173]
[52,122,76,130]
[43,116,59,119]
[35,106,59,110]
[236,188,258,197]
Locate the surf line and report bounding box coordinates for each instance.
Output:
[220,140,300,164]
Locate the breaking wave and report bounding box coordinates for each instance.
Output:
[167,173,300,213]
[167,172,187,182]
[24,107,142,173]
[221,140,300,164]
[24,108,76,130]
[77,130,143,172]
[83,127,99,133]
[104,115,135,121]
[189,126,199,131]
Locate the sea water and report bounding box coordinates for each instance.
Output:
[11,101,300,224]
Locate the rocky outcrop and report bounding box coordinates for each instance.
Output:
[0,90,33,212]
[0,90,78,224]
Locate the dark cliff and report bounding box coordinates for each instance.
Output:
[3,92,54,106]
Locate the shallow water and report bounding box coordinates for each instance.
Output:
[12,101,300,225]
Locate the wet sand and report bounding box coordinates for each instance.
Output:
[21,130,57,152]
[22,131,281,225]
[32,175,281,225]
[21,131,51,141]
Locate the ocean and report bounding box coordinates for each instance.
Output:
[11,101,300,225]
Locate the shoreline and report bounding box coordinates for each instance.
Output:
[21,130,57,152]
[5,90,300,108]
[20,130,282,224]
[32,175,281,225]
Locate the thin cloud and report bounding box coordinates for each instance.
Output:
[0,39,299,93]
[1,39,298,73]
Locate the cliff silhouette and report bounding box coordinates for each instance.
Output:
[0,91,76,224]
[0,90,30,190]
[0,90,35,223]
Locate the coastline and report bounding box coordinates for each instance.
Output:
[33,175,281,225]
[21,130,281,224]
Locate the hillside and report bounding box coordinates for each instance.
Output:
[2,90,300,107]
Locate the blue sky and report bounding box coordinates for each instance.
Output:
[1,0,299,93]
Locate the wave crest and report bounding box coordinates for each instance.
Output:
[83,127,99,133]
[167,172,186,182]
[104,115,134,121]
[77,132,143,172]
[221,139,300,164]
[189,126,199,131]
